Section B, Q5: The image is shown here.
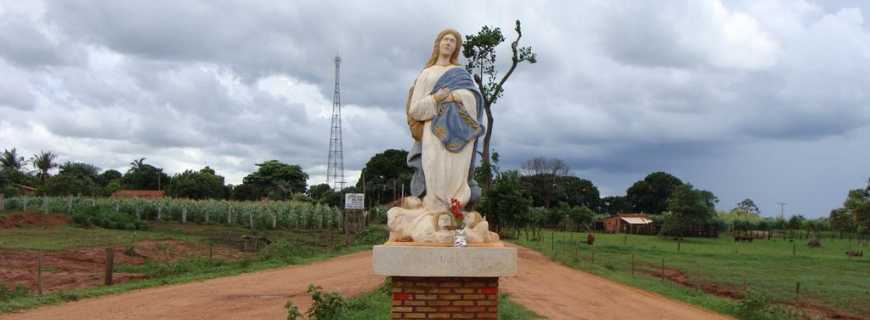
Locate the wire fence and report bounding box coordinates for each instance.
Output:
[515,228,870,318]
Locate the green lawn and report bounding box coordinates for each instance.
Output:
[514,230,870,319]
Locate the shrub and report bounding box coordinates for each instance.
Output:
[285,300,302,320]
[0,283,29,302]
[306,284,346,320]
[71,205,148,230]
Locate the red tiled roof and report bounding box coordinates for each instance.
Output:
[111,190,165,198]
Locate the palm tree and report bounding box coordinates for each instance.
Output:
[31,151,58,183]
[1,148,26,171]
[130,157,146,171]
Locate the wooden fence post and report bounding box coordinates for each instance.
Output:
[105,248,114,286]
[550,230,555,253]
[249,211,254,230]
[660,258,665,283]
[157,206,162,221]
[795,282,800,301]
[182,208,187,224]
[0,194,4,211]
[36,255,43,295]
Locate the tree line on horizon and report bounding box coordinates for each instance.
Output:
[2,146,868,236]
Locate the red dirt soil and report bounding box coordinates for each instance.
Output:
[0,212,69,229]
[0,240,243,293]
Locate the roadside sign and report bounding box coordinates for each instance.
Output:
[345,193,365,209]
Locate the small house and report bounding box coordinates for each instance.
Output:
[602,213,655,234]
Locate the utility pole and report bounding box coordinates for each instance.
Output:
[777,202,787,220]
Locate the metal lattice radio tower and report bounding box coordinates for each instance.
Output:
[326,56,346,190]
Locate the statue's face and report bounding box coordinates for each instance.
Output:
[439,34,457,57]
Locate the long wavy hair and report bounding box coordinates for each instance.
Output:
[425,28,462,68]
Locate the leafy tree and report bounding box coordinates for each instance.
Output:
[42,174,99,196]
[121,158,170,190]
[855,202,870,234]
[166,166,227,199]
[97,169,122,186]
[520,174,600,210]
[40,162,102,196]
[842,184,870,234]
[736,198,760,215]
[626,171,684,214]
[480,170,532,232]
[230,183,261,201]
[0,169,9,196]
[307,183,343,207]
[30,151,58,183]
[240,160,308,200]
[463,20,537,192]
[601,195,631,215]
[559,176,600,210]
[558,204,595,230]
[0,148,26,171]
[356,149,412,205]
[659,184,717,237]
[829,208,855,232]
[787,215,806,230]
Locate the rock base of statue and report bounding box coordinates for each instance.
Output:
[372,243,517,319]
[386,196,500,244]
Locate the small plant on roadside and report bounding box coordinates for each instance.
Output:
[306,284,346,320]
[285,300,302,320]
[0,283,29,302]
[737,289,802,320]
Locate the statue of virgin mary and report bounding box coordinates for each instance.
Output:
[386,28,499,244]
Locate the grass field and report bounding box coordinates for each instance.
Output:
[514,230,870,319]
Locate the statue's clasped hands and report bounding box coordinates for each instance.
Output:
[433,88,460,104]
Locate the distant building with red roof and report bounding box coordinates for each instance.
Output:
[111,190,165,198]
[602,213,656,234]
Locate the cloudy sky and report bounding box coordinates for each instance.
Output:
[2,0,869,218]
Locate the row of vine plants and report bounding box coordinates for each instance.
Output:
[0,196,343,230]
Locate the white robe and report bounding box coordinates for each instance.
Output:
[407,64,478,211]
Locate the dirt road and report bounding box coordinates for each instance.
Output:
[0,251,384,320]
[1,245,731,320]
[502,244,731,320]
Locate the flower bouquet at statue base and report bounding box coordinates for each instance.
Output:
[450,198,467,247]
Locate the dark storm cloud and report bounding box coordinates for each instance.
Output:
[2,0,870,217]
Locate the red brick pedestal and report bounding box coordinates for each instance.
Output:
[391,276,499,319]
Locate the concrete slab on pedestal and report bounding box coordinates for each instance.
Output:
[372,243,517,277]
